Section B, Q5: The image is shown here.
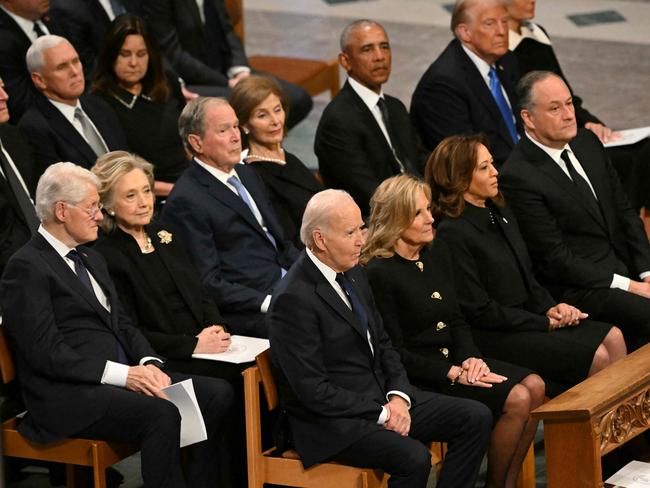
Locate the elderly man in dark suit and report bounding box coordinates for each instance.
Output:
[269,189,492,488]
[142,0,311,128]
[315,19,425,216]
[162,97,299,338]
[0,0,66,121]
[18,35,128,169]
[501,71,650,350]
[411,0,521,166]
[0,76,40,278]
[0,161,233,488]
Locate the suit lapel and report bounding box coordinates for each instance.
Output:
[0,8,31,48]
[237,165,285,243]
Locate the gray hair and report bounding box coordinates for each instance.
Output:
[517,70,559,111]
[35,162,100,222]
[178,96,229,153]
[25,35,69,73]
[451,0,507,35]
[300,189,355,248]
[339,19,384,53]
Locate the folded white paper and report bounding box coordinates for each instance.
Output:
[192,335,270,364]
[162,379,208,447]
[604,126,650,148]
[605,460,650,487]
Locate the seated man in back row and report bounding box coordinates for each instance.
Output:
[269,189,492,488]
[0,162,233,488]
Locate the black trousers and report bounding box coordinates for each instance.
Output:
[75,372,233,488]
[329,393,491,488]
[565,287,650,350]
[188,71,313,130]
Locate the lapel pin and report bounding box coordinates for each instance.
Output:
[415,261,424,272]
[503,217,508,223]
[431,291,442,300]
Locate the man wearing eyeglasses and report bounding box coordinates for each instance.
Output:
[0,161,234,488]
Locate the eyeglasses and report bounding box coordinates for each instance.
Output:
[65,202,104,217]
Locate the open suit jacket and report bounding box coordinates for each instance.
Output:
[143,0,247,86]
[93,222,224,360]
[315,80,424,216]
[0,233,159,443]
[0,124,40,275]
[410,39,522,166]
[162,161,299,329]
[500,129,650,294]
[0,7,65,122]
[268,251,428,468]
[18,93,128,169]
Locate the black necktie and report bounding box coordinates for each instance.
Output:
[376,97,406,174]
[33,21,46,38]
[67,249,130,364]
[560,149,603,220]
[0,143,39,232]
[336,273,369,336]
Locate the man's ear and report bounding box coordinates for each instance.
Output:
[338,52,351,73]
[521,109,535,131]
[31,71,47,91]
[187,134,202,154]
[312,228,326,253]
[455,24,472,44]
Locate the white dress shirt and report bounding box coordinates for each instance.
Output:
[0,5,49,42]
[509,21,552,51]
[347,77,394,149]
[47,99,110,151]
[305,248,411,424]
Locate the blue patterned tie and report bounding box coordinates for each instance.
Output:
[336,273,369,336]
[228,175,278,249]
[488,67,519,144]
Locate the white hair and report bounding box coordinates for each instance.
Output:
[300,189,355,248]
[25,35,69,73]
[35,162,100,222]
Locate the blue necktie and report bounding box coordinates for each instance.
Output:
[488,67,519,144]
[228,175,278,249]
[336,273,369,337]
[66,249,130,364]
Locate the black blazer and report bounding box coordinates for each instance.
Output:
[0,8,65,122]
[143,0,248,86]
[0,124,39,276]
[18,93,129,169]
[436,203,555,333]
[162,161,299,329]
[410,39,522,166]
[269,251,424,467]
[93,222,224,359]
[315,81,425,216]
[0,233,159,443]
[501,130,650,291]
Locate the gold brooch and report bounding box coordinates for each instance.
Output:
[157,230,173,244]
[431,291,442,300]
[415,261,424,272]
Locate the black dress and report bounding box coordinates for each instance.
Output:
[245,151,323,246]
[436,203,612,391]
[365,240,531,419]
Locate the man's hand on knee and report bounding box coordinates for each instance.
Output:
[384,396,411,436]
[126,365,172,398]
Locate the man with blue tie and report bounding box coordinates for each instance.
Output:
[410,0,521,166]
[163,97,299,338]
[0,161,234,488]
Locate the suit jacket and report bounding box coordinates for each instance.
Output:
[18,93,129,169]
[410,39,522,166]
[436,203,555,333]
[93,221,224,360]
[0,233,159,442]
[501,129,650,293]
[162,161,299,330]
[0,124,39,276]
[0,8,65,122]
[269,251,423,467]
[143,0,248,86]
[315,81,425,216]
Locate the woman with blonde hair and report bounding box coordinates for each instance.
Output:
[363,174,544,488]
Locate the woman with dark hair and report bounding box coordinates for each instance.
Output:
[427,134,626,396]
[229,75,323,245]
[363,174,544,488]
[92,14,188,197]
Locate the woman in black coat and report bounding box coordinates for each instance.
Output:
[426,134,626,395]
[363,174,544,488]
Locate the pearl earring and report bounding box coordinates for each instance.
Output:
[243,127,249,135]
[109,210,115,216]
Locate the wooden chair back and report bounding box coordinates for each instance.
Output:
[0,328,15,384]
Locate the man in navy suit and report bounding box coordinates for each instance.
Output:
[269,189,491,488]
[19,35,128,169]
[410,0,521,166]
[0,161,233,488]
[163,97,299,338]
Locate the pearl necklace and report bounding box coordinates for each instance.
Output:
[245,148,286,165]
[140,234,154,254]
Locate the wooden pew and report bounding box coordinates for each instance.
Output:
[532,342,650,488]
